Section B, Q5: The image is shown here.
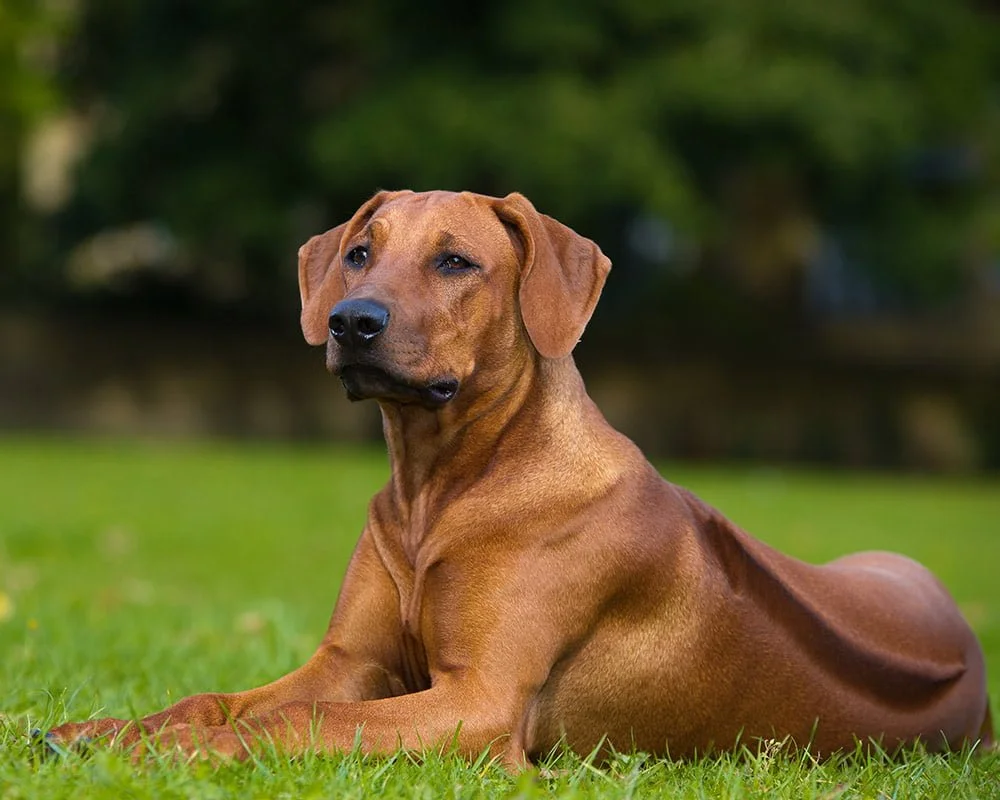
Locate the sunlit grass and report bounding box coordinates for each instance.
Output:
[1,436,997,798]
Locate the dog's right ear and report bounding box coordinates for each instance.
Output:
[298,191,399,345]
[298,222,349,345]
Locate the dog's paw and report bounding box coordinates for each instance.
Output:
[130,723,252,764]
[29,728,76,759]
[44,717,134,754]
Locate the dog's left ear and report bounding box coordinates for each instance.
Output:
[494,193,611,359]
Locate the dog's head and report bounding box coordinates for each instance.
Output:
[298,190,611,409]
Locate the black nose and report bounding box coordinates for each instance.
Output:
[328,298,390,347]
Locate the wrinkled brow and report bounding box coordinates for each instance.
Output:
[367,217,389,246]
[435,231,478,255]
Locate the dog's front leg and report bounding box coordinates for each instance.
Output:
[47,531,409,752]
[47,642,389,750]
[153,678,529,767]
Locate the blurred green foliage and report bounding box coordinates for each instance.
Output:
[2,0,70,286]
[4,0,999,323]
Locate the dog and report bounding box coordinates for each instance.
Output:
[49,190,992,765]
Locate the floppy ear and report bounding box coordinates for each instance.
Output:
[298,191,400,345]
[495,192,611,359]
[298,222,350,345]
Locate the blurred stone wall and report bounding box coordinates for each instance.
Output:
[0,312,381,443]
[2,312,997,472]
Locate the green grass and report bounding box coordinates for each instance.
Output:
[1,435,998,798]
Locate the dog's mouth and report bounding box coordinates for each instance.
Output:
[337,364,459,408]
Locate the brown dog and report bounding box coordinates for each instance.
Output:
[50,190,992,764]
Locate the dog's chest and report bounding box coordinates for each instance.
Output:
[399,626,430,692]
[396,560,434,692]
[371,502,453,691]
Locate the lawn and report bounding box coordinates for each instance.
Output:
[1,436,997,798]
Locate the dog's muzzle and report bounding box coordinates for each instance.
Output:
[328,298,458,408]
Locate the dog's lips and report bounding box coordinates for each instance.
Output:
[425,378,459,405]
[336,363,459,408]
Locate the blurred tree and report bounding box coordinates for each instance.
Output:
[0,0,69,297]
[7,0,999,325]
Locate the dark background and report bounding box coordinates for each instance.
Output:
[3,0,999,470]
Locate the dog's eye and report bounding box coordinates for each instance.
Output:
[440,254,474,272]
[345,246,368,269]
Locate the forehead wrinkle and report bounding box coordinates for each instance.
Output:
[374,196,517,263]
[367,217,389,248]
[434,230,483,255]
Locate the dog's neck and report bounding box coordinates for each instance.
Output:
[376,355,596,556]
[379,353,545,501]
